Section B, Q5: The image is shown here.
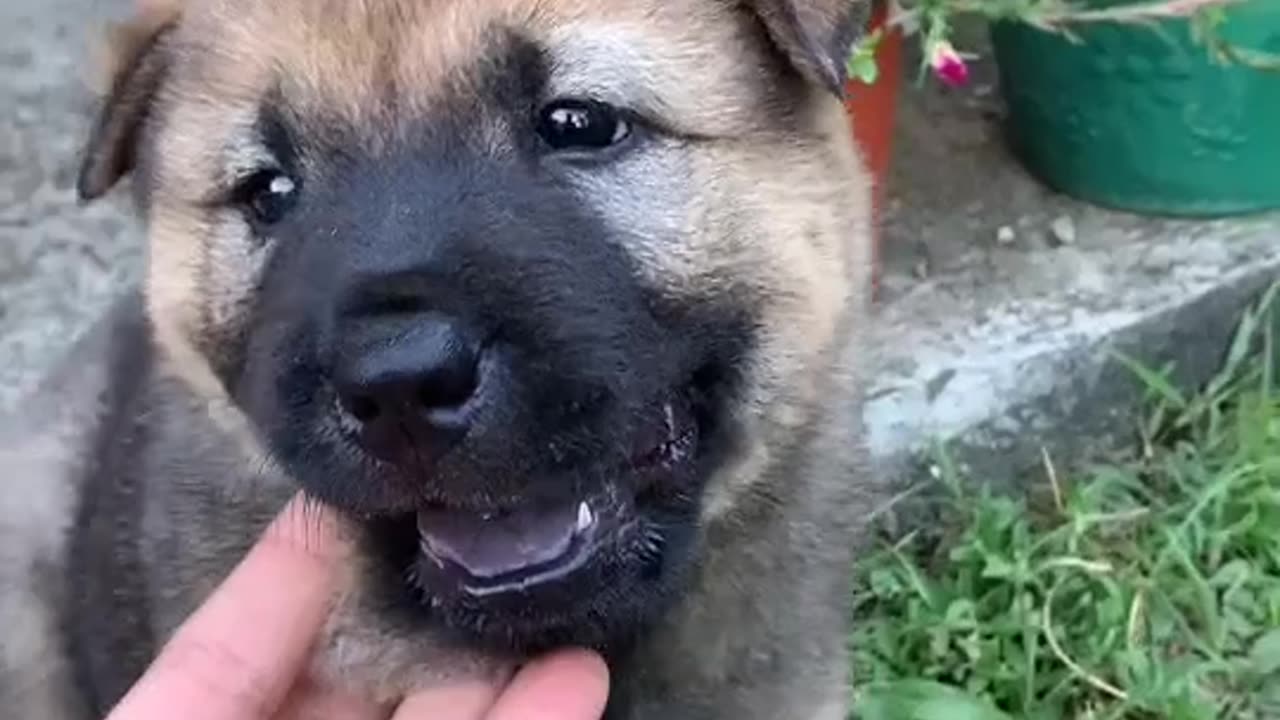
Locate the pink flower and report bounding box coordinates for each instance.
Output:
[929,40,970,88]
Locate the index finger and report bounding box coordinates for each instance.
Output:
[106,494,347,720]
[390,650,610,720]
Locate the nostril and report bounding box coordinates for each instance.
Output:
[331,313,485,433]
[415,353,479,410]
[345,395,382,423]
[419,383,465,410]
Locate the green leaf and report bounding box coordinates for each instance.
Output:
[1110,350,1188,410]
[855,680,1013,720]
[846,29,884,86]
[851,56,880,85]
[981,556,1016,580]
[944,598,977,627]
[1208,558,1251,589]
[1250,628,1280,675]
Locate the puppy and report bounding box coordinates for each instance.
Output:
[0,0,878,718]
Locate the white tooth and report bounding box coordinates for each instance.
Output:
[576,501,594,533]
[663,401,677,441]
[419,538,445,568]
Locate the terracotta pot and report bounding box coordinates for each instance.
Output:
[843,0,903,299]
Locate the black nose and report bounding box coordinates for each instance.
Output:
[332,315,482,465]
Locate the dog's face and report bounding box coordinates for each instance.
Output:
[80,0,872,655]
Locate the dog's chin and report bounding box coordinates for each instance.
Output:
[275,370,730,656]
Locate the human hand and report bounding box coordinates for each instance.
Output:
[104,495,610,720]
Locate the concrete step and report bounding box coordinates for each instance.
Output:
[865,26,1280,484]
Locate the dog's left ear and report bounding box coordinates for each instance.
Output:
[745,0,872,95]
[77,1,181,203]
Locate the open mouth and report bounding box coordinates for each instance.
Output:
[416,497,602,597]
[407,391,701,600]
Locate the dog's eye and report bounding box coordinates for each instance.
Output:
[536,99,631,151]
[234,169,299,226]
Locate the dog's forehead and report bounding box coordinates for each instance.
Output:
[175,0,753,128]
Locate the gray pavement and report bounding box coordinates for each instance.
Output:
[1,0,141,408]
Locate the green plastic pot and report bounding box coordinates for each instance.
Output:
[990,1,1280,217]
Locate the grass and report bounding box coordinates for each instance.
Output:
[849,281,1280,720]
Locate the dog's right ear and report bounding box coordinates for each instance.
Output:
[744,0,872,96]
[77,3,180,203]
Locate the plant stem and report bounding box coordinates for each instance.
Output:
[887,0,1242,32]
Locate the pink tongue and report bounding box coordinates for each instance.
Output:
[416,502,577,579]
